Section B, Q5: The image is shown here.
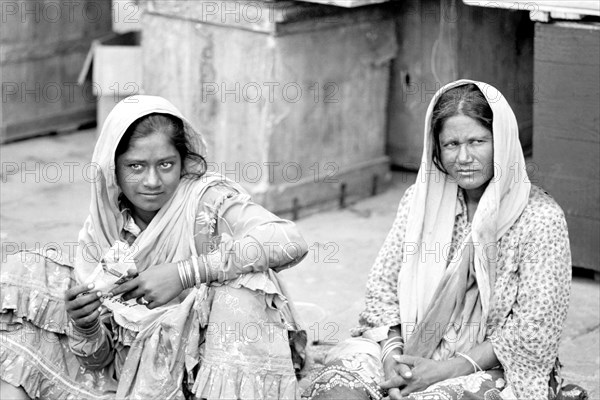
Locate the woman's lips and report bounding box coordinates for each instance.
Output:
[140,192,163,197]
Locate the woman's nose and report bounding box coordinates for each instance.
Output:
[457,144,473,164]
[143,167,161,188]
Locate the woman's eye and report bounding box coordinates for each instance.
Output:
[443,142,457,148]
[160,162,174,169]
[129,164,142,170]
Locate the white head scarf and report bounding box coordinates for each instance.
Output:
[398,80,531,358]
[74,95,229,330]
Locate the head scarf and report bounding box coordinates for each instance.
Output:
[398,80,531,359]
[75,95,232,330]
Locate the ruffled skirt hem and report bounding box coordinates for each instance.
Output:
[1,326,116,399]
[1,252,304,399]
[192,362,299,400]
[0,251,71,333]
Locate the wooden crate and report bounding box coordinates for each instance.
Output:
[142,0,396,217]
[533,21,600,271]
[1,0,112,143]
[463,1,600,21]
[78,31,143,130]
[386,0,534,168]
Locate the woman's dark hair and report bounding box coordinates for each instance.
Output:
[431,83,493,174]
[115,113,207,179]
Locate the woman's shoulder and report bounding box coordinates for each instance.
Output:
[400,183,417,206]
[524,185,566,217]
[519,184,567,231]
[386,183,416,222]
[189,176,248,208]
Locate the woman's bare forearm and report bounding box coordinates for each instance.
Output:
[446,340,499,378]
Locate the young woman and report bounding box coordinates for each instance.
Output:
[1,95,308,399]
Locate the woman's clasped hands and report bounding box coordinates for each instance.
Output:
[381,355,454,399]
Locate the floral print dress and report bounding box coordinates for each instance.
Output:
[304,185,586,400]
[1,182,307,399]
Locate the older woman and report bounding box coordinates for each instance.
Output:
[304,80,585,399]
[1,96,308,399]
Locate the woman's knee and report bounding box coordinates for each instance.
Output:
[206,284,291,347]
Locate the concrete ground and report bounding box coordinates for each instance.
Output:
[1,129,598,398]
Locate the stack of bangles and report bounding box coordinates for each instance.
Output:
[177,257,205,289]
[381,336,404,362]
[455,352,483,373]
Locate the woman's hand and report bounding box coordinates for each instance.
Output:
[65,283,103,330]
[381,352,413,400]
[110,263,183,309]
[381,355,455,397]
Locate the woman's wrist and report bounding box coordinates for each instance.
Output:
[381,340,404,363]
[71,316,101,337]
[380,333,404,363]
[190,256,202,287]
[176,259,195,289]
[444,355,477,379]
[177,256,210,289]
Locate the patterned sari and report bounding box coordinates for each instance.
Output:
[304,338,586,400]
[1,96,308,399]
[303,80,587,400]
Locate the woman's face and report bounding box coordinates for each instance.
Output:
[439,115,494,195]
[116,130,182,223]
